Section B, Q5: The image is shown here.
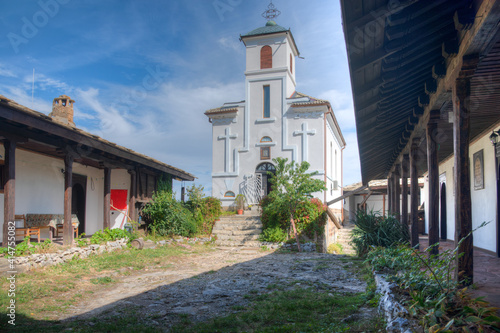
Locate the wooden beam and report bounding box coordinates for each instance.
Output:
[128,170,137,223]
[63,154,74,246]
[327,185,368,206]
[454,57,478,285]
[326,208,342,230]
[401,155,409,233]
[387,175,393,214]
[427,110,441,256]
[2,140,16,247]
[103,168,111,229]
[360,190,373,207]
[410,138,420,249]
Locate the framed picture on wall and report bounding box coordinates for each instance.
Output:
[473,150,484,190]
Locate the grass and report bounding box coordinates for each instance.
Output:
[0,242,212,328]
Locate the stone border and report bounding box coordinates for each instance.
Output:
[12,236,215,272]
[375,273,422,333]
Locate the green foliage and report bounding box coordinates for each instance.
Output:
[259,226,288,243]
[185,184,222,235]
[260,158,326,246]
[157,173,173,193]
[365,222,500,332]
[234,194,246,210]
[327,243,344,254]
[351,210,409,257]
[0,237,54,256]
[142,190,197,237]
[89,228,131,245]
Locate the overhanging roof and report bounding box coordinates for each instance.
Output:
[0,95,195,181]
[340,0,500,184]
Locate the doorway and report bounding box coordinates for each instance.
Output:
[256,162,276,197]
[440,182,447,240]
[72,174,87,235]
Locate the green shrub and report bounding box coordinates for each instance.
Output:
[327,243,343,254]
[185,184,222,235]
[90,228,131,244]
[260,196,326,242]
[259,226,288,243]
[141,190,197,237]
[351,210,409,257]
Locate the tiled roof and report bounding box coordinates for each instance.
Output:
[241,23,288,37]
[0,95,195,181]
[343,178,425,192]
[204,106,239,115]
[290,92,329,107]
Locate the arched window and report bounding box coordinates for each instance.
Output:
[224,191,235,198]
[260,45,272,69]
[260,136,272,142]
[256,162,276,172]
[290,54,293,74]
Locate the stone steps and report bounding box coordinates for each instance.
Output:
[213,214,263,247]
[336,225,356,255]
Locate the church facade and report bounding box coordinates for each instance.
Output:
[205,20,345,218]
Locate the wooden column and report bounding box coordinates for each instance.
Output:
[401,155,409,234]
[2,140,16,246]
[128,170,137,223]
[103,168,111,229]
[410,138,420,248]
[63,154,74,245]
[382,193,386,217]
[394,166,401,220]
[427,110,440,256]
[387,175,393,214]
[453,58,477,285]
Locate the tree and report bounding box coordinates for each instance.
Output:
[267,157,326,252]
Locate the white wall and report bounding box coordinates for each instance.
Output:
[0,147,133,241]
[422,126,498,253]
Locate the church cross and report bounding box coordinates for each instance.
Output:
[293,123,316,162]
[218,128,238,172]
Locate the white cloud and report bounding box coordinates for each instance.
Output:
[218,37,243,53]
[318,89,356,131]
[342,131,361,186]
[0,65,17,78]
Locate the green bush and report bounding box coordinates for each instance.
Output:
[259,226,288,243]
[351,210,409,257]
[185,184,222,235]
[260,196,326,242]
[142,190,197,237]
[90,228,131,244]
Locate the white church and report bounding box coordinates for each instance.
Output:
[205,15,346,219]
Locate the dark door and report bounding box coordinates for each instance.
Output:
[256,163,276,197]
[440,183,447,240]
[72,174,87,235]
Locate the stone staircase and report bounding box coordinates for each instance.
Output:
[212,212,263,247]
[336,224,356,255]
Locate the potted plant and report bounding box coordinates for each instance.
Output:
[235,194,246,215]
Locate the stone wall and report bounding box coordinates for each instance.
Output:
[13,238,129,271]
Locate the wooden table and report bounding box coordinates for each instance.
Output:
[25,214,79,241]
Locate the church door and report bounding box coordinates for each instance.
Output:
[256,162,276,198]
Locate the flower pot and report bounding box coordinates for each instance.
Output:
[237,209,243,215]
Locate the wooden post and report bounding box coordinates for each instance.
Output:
[427,110,440,256]
[410,138,420,249]
[2,140,16,246]
[181,186,186,202]
[103,168,111,229]
[382,193,386,218]
[401,155,409,234]
[387,175,393,214]
[63,154,74,246]
[128,170,137,223]
[394,166,401,221]
[453,57,477,285]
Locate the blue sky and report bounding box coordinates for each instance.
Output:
[0,0,361,195]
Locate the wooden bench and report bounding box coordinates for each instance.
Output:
[15,214,41,243]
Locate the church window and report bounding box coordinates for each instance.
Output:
[260,136,272,143]
[260,45,272,69]
[261,147,270,160]
[224,191,235,198]
[263,85,271,118]
[256,162,276,172]
[290,54,293,74]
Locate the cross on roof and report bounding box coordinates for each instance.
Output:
[262,1,281,21]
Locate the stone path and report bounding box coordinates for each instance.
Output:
[57,247,366,330]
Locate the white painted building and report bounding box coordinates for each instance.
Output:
[205,20,346,218]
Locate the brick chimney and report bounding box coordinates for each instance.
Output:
[49,95,75,127]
